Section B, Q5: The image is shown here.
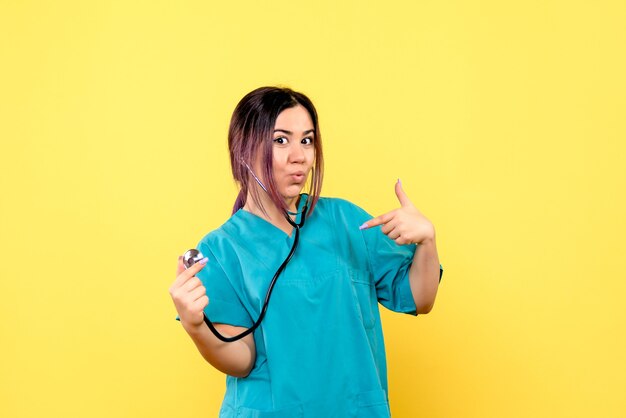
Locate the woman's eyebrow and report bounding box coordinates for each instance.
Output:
[273,129,316,135]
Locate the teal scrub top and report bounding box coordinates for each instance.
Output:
[193,195,443,418]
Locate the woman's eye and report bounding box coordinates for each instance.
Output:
[301,137,313,145]
[273,137,288,145]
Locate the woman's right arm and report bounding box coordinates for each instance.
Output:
[169,256,256,378]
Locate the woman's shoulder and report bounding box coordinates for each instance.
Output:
[195,212,245,254]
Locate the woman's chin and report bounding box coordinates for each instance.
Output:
[281,186,305,200]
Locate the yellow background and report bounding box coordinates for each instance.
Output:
[1,1,625,417]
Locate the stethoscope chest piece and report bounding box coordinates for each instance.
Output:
[183,249,205,270]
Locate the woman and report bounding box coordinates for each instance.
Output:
[169,86,443,417]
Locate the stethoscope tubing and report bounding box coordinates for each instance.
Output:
[202,203,308,343]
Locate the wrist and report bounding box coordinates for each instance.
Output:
[181,318,205,335]
[417,233,436,246]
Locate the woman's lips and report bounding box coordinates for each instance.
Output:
[289,172,306,182]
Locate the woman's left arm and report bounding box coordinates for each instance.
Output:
[407,237,440,313]
[359,180,441,314]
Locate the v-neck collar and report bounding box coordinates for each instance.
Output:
[235,194,309,240]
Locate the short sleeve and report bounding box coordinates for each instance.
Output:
[364,225,419,315]
[194,239,254,328]
[347,201,443,315]
[366,232,444,314]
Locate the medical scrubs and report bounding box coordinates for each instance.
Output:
[194,195,443,418]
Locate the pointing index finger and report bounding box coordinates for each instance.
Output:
[359,212,393,230]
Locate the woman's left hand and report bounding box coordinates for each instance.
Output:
[360,180,435,245]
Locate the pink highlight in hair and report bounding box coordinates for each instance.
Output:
[228,87,324,217]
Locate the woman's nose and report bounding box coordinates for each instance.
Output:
[289,144,306,162]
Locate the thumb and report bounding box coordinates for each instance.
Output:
[395,179,412,207]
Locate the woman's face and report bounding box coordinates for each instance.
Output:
[267,104,316,202]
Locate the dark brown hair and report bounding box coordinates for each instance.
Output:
[228,86,324,216]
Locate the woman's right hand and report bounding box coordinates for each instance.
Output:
[169,255,209,329]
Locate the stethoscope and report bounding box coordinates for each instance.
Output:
[183,161,309,343]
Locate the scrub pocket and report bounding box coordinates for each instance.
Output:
[349,269,376,329]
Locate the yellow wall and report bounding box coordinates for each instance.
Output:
[1,1,625,417]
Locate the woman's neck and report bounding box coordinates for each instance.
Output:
[242,188,300,230]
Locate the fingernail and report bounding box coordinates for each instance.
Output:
[359,222,368,230]
[397,178,402,185]
[199,257,208,265]
[178,255,182,261]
